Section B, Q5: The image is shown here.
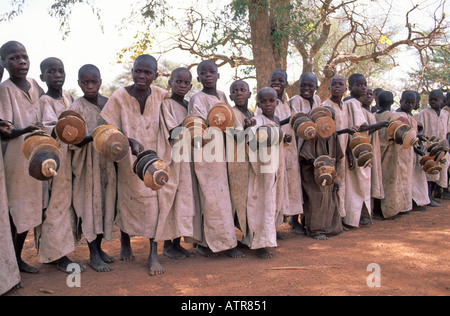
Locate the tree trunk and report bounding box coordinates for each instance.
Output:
[248,0,277,90]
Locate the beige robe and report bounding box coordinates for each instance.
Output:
[0,78,44,234]
[155,98,196,242]
[361,108,384,201]
[321,99,349,217]
[255,99,303,219]
[0,143,21,295]
[375,110,414,218]
[70,97,117,243]
[38,93,76,263]
[226,107,253,237]
[343,98,371,227]
[417,107,450,188]
[243,114,279,249]
[188,91,237,253]
[101,86,167,238]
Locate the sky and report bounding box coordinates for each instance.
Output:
[0,0,447,97]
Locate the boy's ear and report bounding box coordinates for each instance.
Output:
[40,74,44,82]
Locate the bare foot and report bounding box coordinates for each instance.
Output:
[89,253,112,273]
[164,242,186,260]
[225,247,245,258]
[148,255,164,276]
[18,259,39,274]
[313,234,328,240]
[256,248,273,259]
[195,244,217,257]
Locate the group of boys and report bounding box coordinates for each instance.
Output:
[1,40,449,295]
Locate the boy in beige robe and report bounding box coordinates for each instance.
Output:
[70,64,116,272]
[418,90,450,202]
[361,87,384,219]
[0,122,21,295]
[321,75,350,218]
[246,87,290,258]
[375,91,415,218]
[187,60,240,257]
[101,54,168,276]
[343,74,372,228]
[0,41,44,274]
[37,57,79,272]
[156,68,196,259]
[226,80,253,251]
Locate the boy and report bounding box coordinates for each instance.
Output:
[321,75,350,218]
[0,59,4,82]
[257,70,303,234]
[360,87,384,223]
[0,41,44,274]
[101,54,168,276]
[70,64,117,272]
[156,67,196,259]
[418,90,450,204]
[0,122,21,294]
[342,74,372,228]
[227,79,253,252]
[299,107,344,240]
[397,90,430,210]
[37,57,80,273]
[375,91,414,218]
[187,60,241,258]
[246,87,290,257]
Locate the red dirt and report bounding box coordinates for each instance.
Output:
[5,200,450,297]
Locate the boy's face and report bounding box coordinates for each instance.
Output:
[363,88,374,106]
[169,71,192,98]
[41,60,65,90]
[299,78,317,100]
[3,44,29,79]
[132,60,158,90]
[429,92,443,110]
[269,73,287,96]
[350,78,367,98]
[78,73,102,99]
[258,90,278,116]
[400,95,415,113]
[197,64,219,89]
[230,82,251,107]
[329,77,346,98]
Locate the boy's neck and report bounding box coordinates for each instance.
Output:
[10,76,30,94]
[84,94,99,106]
[396,108,412,116]
[350,93,362,102]
[171,93,187,109]
[301,94,314,107]
[202,86,219,98]
[362,104,371,112]
[330,95,342,105]
[235,103,252,118]
[46,87,63,100]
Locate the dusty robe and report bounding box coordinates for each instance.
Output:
[255,98,303,219]
[70,97,117,243]
[188,91,237,252]
[0,78,44,234]
[343,98,372,227]
[375,110,414,218]
[243,114,280,249]
[226,106,253,238]
[417,107,450,188]
[361,107,384,201]
[38,93,76,263]
[155,98,196,242]
[321,98,349,217]
[0,144,21,295]
[101,86,167,238]
[300,132,344,238]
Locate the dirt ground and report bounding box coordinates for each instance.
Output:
[5,200,450,297]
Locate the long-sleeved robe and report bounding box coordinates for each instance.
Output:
[100,86,167,238]
[0,142,21,295]
[0,78,44,234]
[70,97,117,243]
[375,110,414,218]
[187,91,237,253]
[343,98,371,227]
[417,107,450,188]
[38,93,76,263]
[155,97,196,242]
[300,132,344,238]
